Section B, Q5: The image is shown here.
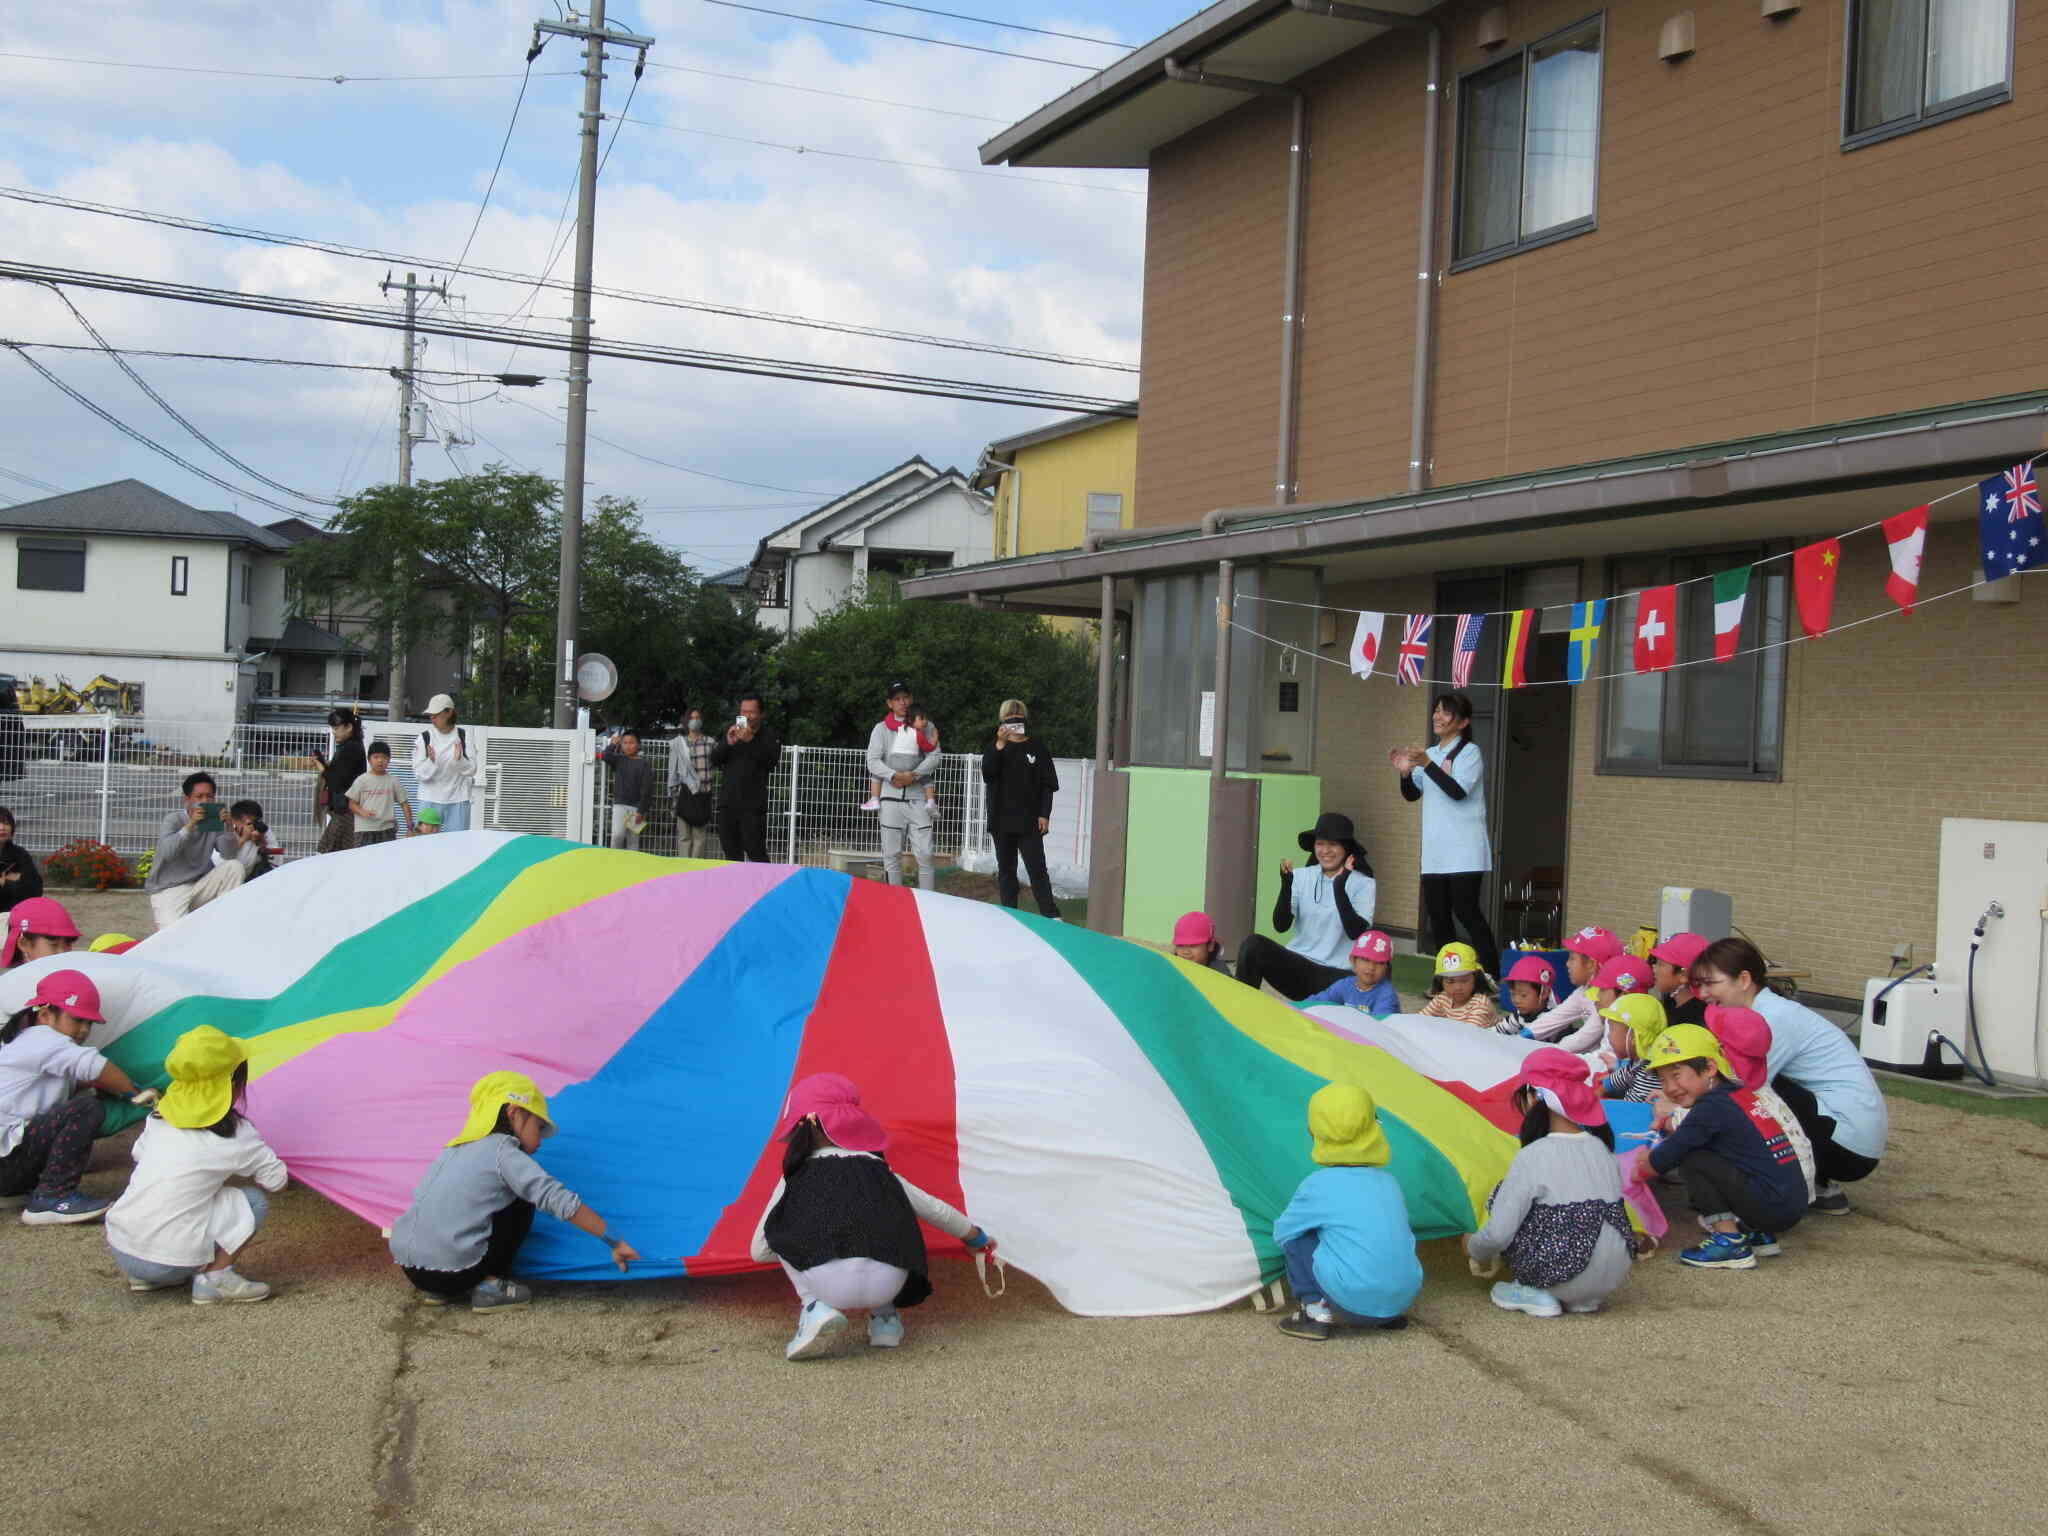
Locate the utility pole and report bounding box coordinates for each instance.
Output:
[533,3,654,727]
[380,269,446,723]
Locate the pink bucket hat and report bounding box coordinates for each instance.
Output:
[1564,925,1623,963]
[1519,1046,1608,1127]
[1351,929,1394,963]
[26,968,104,1023]
[1593,955,1652,997]
[1651,932,1710,972]
[1172,912,1218,948]
[3,896,81,969]
[776,1072,888,1154]
[1706,1005,1772,1091]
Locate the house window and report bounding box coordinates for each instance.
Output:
[1845,0,2012,146]
[171,555,189,596]
[17,537,86,592]
[1086,492,1125,532]
[1453,16,1605,265]
[1598,548,1787,780]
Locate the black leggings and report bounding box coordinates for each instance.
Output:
[993,832,1059,918]
[1235,935,1346,1002]
[1420,872,1500,980]
[401,1199,536,1297]
[1769,1076,1881,1185]
[1676,1150,1806,1234]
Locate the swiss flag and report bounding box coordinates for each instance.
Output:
[1633,585,1678,673]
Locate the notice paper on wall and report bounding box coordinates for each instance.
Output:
[1198,690,1215,757]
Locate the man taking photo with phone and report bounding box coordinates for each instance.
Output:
[144,771,261,930]
[709,692,780,862]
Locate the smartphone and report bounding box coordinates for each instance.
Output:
[734,715,749,729]
[196,801,223,828]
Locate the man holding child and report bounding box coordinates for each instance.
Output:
[144,773,262,930]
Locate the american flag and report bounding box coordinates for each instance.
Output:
[1451,613,1485,687]
[1396,613,1432,685]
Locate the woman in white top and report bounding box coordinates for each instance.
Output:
[1391,691,1500,983]
[412,692,478,833]
[1233,812,1376,1001]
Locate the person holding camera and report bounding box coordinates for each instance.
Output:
[144,773,260,930]
[709,693,780,862]
[981,699,1060,919]
[865,681,941,891]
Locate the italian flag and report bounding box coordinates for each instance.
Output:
[1711,567,1750,662]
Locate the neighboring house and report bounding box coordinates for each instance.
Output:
[741,458,992,635]
[972,405,1139,560]
[904,0,2048,1012]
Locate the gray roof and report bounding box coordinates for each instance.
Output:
[0,480,293,550]
[248,617,360,656]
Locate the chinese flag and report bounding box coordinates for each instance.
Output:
[1793,538,1841,638]
[1633,585,1678,672]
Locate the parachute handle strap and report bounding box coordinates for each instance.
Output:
[975,1250,1007,1298]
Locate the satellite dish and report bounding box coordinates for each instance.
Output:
[574,652,618,703]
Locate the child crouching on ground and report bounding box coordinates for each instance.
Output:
[0,971,151,1225]
[1419,942,1498,1028]
[1272,1082,1422,1340]
[1501,954,1558,1036]
[753,1073,993,1361]
[1464,1048,1645,1317]
[105,1027,287,1303]
[389,1071,639,1311]
[1702,1005,1817,1204]
[1632,1024,1808,1270]
[1597,994,1668,1103]
[1303,930,1400,1016]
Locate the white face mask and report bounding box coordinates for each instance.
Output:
[687,718,702,731]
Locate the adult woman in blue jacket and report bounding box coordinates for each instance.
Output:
[1391,691,1500,982]
[1234,812,1375,1001]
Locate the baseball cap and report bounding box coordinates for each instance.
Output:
[1503,954,1556,989]
[1172,912,1217,948]
[1592,955,1652,997]
[28,969,104,1023]
[886,680,912,699]
[1351,930,1394,963]
[1564,925,1623,963]
[1433,941,1481,977]
[1651,932,1710,971]
[425,692,456,716]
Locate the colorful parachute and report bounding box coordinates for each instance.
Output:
[0,835,1531,1316]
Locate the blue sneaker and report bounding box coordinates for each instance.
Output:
[785,1300,847,1361]
[867,1309,905,1348]
[1490,1281,1564,1318]
[469,1278,531,1312]
[1745,1231,1783,1257]
[20,1192,112,1226]
[1679,1231,1758,1270]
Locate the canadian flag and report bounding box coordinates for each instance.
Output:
[1348,611,1386,677]
[1884,505,1928,614]
[1633,585,1678,673]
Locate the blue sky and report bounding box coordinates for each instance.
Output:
[0,1,1197,570]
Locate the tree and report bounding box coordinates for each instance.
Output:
[285,482,440,721]
[412,468,560,725]
[767,588,1097,755]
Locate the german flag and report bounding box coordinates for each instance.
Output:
[1501,608,1537,689]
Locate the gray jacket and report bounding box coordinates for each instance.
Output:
[389,1133,582,1273]
[145,810,255,893]
[864,717,939,803]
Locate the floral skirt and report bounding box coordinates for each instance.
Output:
[318,806,356,854]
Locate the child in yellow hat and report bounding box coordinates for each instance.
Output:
[1418,942,1499,1029]
[105,1026,288,1303]
[1596,994,1669,1103]
[388,1071,640,1311]
[1271,1083,1422,1340]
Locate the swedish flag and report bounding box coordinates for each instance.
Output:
[1567,600,1607,683]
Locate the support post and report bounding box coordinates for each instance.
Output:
[1094,574,1115,773]
[96,713,110,846]
[379,269,446,721]
[1210,561,1234,786]
[784,744,802,864]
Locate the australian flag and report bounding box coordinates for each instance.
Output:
[1979,462,2044,581]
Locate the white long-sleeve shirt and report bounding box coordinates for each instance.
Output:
[411,723,478,804]
[1527,985,1605,1053]
[749,1147,975,1263]
[0,1025,109,1156]
[105,1116,289,1267]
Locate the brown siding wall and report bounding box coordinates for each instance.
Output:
[1135,0,2048,524]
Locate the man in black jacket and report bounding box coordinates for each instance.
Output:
[980,699,1060,919]
[709,693,780,861]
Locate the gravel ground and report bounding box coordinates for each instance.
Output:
[9,890,2047,1534]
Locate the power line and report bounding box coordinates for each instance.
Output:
[447,59,537,284]
[0,49,577,85]
[644,59,1009,122]
[0,464,66,494]
[700,0,1100,69]
[851,1,1133,49]
[0,338,545,379]
[498,394,838,494]
[0,186,1137,373]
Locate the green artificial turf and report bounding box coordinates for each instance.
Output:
[1875,1072,2048,1127]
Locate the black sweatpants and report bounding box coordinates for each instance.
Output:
[1676,1150,1807,1235]
[993,832,1059,918]
[1236,935,1346,1002]
[1769,1075,1881,1185]
[1420,872,1500,980]
[401,1199,537,1297]
[717,804,770,862]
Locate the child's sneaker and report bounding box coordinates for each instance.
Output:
[1809,1182,1852,1216]
[1490,1281,1564,1318]
[786,1299,847,1360]
[1745,1231,1783,1257]
[867,1309,905,1348]
[128,1275,186,1293]
[858,797,881,812]
[1678,1231,1758,1269]
[191,1267,272,1304]
[470,1278,531,1312]
[412,1288,453,1306]
[20,1191,112,1225]
[1277,1302,1332,1341]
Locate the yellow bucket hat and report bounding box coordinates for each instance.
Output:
[1643,1023,1735,1082]
[157,1026,248,1129]
[1307,1082,1391,1167]
[448,1070,555,1146]
[1601,993,1671,1058]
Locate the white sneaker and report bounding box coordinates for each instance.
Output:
[1302,1298,1335,1325]
[1490,1281,1563,1318]
[785,1300,847,1360]
[867,1309,905,1348]
[192,1267,272,1305]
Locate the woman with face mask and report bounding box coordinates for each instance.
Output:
[669,708,716,860]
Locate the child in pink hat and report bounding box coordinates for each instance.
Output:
[1464,1047,1645,1319]
[1501,954,1558,1035]
[0,971,152,1225]
[1524,926,1625,1052]
[1700,1005,1816,1204]
[1169,912,1231,976]
[2,896,80,969]
[1302,930,1401,1017]
[751,1073,995,1361]
[1650,932,1710,1027]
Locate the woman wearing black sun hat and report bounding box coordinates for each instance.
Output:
[1234,811,1377,1001]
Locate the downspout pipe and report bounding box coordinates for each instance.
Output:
[1409,25,1444,493]
[1163,58,1307,508]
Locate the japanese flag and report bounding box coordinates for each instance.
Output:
[1884,505,1927,614]
[1348,611,1386,677]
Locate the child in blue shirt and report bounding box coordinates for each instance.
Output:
[1272,1082,1422,1340]
[1302,930,1401,1016]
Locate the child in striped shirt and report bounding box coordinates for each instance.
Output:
[1419,942,1498,1029]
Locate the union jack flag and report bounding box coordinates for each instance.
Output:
[2000,463,2041,522]
[1396,613,1432,686]
[1451,612,1485,688]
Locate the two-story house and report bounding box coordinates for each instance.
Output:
[972,405,1140,560]
[904,0,2048,1015]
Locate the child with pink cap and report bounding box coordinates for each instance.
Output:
[1650,932,1710,1027]
[2,895,80,970]
[752,1073,995,1361]
[1524,925,1622,1048]
[0,971,153,1225]
[1168,912,1232,976]
[1501,954,1558,1035]
[1697,1005,1816,1204]
[1464,1047,1645,1318]
[1302,930,1401,1017]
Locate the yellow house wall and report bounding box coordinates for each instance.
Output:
[996,419,1139,557]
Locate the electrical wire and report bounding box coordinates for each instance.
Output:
[699,0,1101,69]
[0,186,1141,372]
[0,465,66,494]
[497,394,838,494]
[0,338,543,380]
[851,1,1133,48]
[644,59,1009,122]
[447,58,536,285]
[0,50,576,85]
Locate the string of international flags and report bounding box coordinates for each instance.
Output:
[1231,459,2042,691]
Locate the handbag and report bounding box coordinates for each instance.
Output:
[674,787,713,827]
